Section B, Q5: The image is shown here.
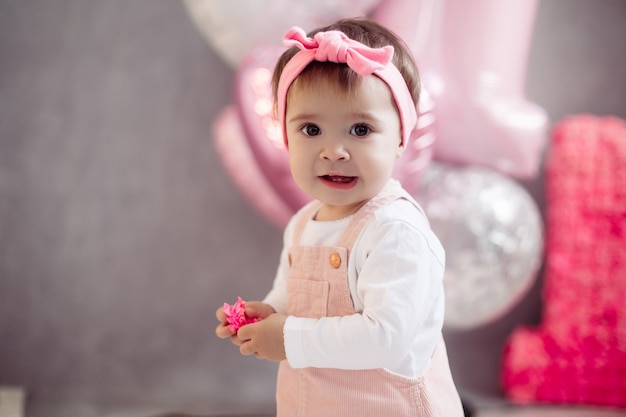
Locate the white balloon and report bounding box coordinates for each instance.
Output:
[183,0,381,67]
[415,163,544,330]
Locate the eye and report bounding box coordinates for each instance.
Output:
[350,124,371,137]
[300,123,321,137]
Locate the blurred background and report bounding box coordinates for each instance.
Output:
[0,1,625,416]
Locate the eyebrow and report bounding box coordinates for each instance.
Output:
[287,111,381,124]
[349,112,380,122]
[287,113,318,124]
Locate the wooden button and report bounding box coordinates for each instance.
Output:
[288,253,292,267]
[329,252,341,269]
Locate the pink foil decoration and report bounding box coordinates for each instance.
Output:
[501,115,626,408]
[223,297,258,332]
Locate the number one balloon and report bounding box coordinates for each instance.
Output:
[375,0,549,179]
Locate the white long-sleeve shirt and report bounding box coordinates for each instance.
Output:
[264,197,446,378]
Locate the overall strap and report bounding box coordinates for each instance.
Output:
[337,180,406,249]
[291,200,321,246]
[291,181,419,250]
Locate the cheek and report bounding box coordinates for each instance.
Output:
[364,149,398,178]
[359,144,395,164]
[288,141,316,162]
[288,150,307,176]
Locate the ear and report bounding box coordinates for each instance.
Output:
[396,143,404,158]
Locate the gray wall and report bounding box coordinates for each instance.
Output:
[0,1,625,416]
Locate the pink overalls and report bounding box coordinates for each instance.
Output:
[276,183,463,417]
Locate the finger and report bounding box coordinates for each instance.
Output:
[245,302,275,319]
[236,322,253,340]
[239,340,256,357]
[215,323,234,339]
[230,333,243,346]
[216,307,227,321]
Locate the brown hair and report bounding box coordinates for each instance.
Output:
[271,18,420,113]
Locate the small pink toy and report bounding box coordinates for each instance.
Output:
[223,297,258,333]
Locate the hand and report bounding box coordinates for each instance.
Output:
[237,313,287,362]
[215,301,276,345]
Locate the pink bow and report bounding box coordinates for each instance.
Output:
[277,26,417,148]
[283,27,395,77]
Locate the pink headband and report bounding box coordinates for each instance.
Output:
[276,26,417,148]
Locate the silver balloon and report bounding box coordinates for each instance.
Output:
[415,163,544,330]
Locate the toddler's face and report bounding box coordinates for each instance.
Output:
[285,75,403,221]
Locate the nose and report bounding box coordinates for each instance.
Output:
[320,140,350,161]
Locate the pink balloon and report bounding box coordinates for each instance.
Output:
[234,46,311,213]
[374,0,548,179]
[213,106,294,228]
[370,0,436,59]
[392,87,437,195]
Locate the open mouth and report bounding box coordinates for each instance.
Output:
[320,175,357,189]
